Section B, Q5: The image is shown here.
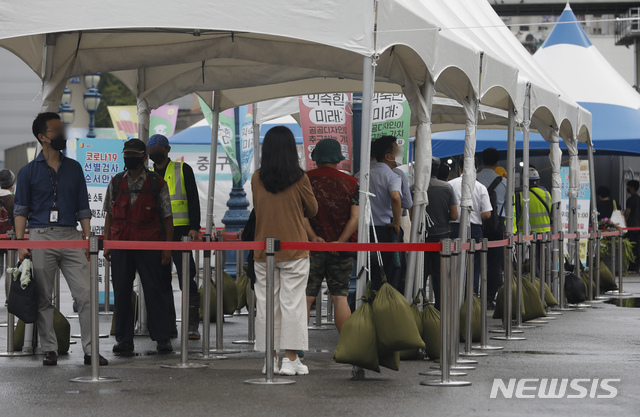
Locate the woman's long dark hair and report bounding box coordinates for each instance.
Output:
[259,126,304,194]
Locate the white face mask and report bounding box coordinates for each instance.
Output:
[395,155,404,167]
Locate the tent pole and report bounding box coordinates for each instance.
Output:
[253,102,260,172]
[137,69,150,143]
[355,55,376,309]
[549,133,562,297]
[404,73,435,301]
[205,91,221,236]
[587,142,598,234]
[505,100,517,239]
[567,134,579,260]
[522,83,531,236]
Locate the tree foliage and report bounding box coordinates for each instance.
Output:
[95,73,136,128]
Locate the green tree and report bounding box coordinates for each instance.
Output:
[95,73,136,128]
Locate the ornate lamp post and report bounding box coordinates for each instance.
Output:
[58,87,75,125]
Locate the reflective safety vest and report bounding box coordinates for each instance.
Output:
[110,172,163,241]
[517,187,551,233]
[160,160,189,227]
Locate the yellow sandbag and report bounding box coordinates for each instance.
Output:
[399,296,424,361]
[334,295,380,372]
[421,304,441,360]
[534,278,558,307]
[459,294,482,342]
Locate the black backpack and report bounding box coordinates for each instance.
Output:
[482,175,504,236]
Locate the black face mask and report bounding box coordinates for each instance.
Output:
[47,134,67,151]
[149,152,166,164]
[124,156,145,171]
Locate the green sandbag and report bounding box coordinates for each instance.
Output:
[333,296,380,372]
[379,351,400,371]
[421,304,441,360]
[222,271,239,315]
[15,308,70,354]
[580,272,597,298]
[111,291,139,335]
[459,294,482,342]
[236,273,250,311]
[598,261,618,292]
[534,278,558,307]
[522,277,546,321]
[493,275,525,320]
[371,283,425,355]
[199,280,217,322]
[399,297,424,361]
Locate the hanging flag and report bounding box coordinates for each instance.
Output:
[107,105,180,140]
[371,93,411,163]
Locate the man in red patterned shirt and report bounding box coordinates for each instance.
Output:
[304,139,359,333]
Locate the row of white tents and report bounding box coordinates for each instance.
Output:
[0,0,594,302]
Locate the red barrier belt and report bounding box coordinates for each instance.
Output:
[621,227,640,231]
[279,241,443,252]
[488,239,509,248]
[0,240,88,249]
[601,231,621,237]
[103,241,265,251]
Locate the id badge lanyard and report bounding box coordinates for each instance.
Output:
[47,166,60,224]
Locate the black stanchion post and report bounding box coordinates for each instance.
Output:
[0,233,32,357]
[162,236,208,369]
[71,236,120,383]
[245,238,295,385]
[473,239,502,351]
[422,239,471,387]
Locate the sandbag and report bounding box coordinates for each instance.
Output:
[580,272,597,298]
[371,283,425,355]
[493,275,525,320]
[199,280,217,322]
[564,273,587,304]
[221,271,239,315]
[598,261,618,292]
[534,278,558,307]
[399,297,424,361]
[334,295,380,372]
[379,351,400,371]
[522,278,546,321]
[235,272,250,311]
[421,304,441,360]
[15,308,70,354]
[459,294,482,343]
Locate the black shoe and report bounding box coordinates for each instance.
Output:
[170,326,178,339]
[487,300,496,310]
[157,339,173,353]
[112,341,134,353]
[43,351,58,366]
[84,354,109,366]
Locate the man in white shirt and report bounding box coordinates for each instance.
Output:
[449,159,492,293]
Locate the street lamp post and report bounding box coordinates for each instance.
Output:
[58,87,75,125]
[83,73,102,138]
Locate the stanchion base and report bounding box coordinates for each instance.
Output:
[161,362,208,369]
[244,377,296,385]
[99,312,114,316]
[232,340,255,345]
[594,296,610,301]
[605,290,633,297]
[431,364,476,371]
[70,376,121,383]
[209,348,241,354]
[551,307,575,311]
[546,310,562,315]
[570,303,591,308]
[72,333,109,339]
[585,299,605,304]
[66,315,79,319]
[190,353,228,361]
[511,324,536,330]
[455,358,477,364]
[420,370,468,377]
[421,379,471,387]
[472,344,503,351]
[489,328,524,334]
[460,351,488,357]
[307,325,332,331]
[490,335,526,341]
[0,351,33,357]
[525,319,549,324]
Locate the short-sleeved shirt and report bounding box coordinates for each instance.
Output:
[626,194,640,227]
[393,167,413,210]
[307,167,359,243]
[426,176,457,236]
[368,162,403,226]
[476,168,507,216]
[596,199,614,221]
[448,176,492,225]
[103,169,172,219]
[14,151,91,228]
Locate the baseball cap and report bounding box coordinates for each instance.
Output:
[147,134,169,148]
[123,138,146,153]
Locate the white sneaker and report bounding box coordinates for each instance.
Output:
[279,357,309,376]
[261,357,279,375]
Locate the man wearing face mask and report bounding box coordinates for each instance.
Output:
[14,113,107,366]
[147,134,202,340]
[367,135,407,291]
[103,139,174,353]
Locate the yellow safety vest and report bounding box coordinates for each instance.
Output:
[517,187,551,233]
[158,160,189,226]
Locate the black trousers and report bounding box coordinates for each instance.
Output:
[163,226,199,329]
[484,218,505,303]
[424,233,449,311]
[370,226,405,292]
[111,249,171,342]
